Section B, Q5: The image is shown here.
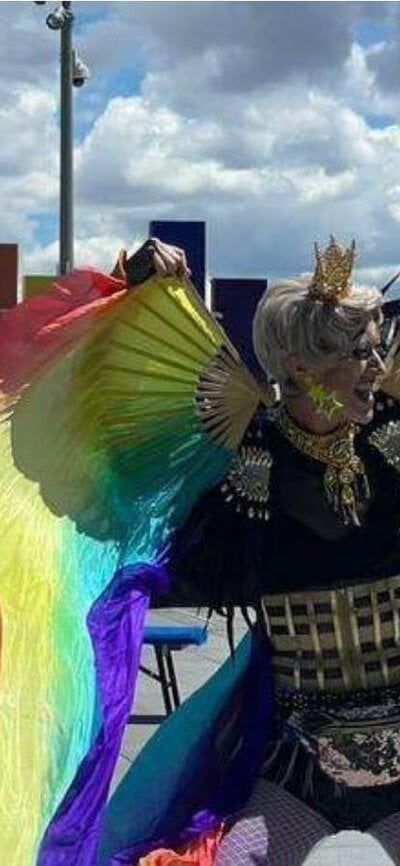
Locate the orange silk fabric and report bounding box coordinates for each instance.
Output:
[138,823,225,866]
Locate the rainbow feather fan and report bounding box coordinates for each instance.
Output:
[0,268,268,866]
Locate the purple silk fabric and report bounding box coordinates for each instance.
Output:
[37,562,169,866]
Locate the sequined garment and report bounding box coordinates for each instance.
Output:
[263,684,400,800]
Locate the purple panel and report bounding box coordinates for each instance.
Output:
[211,278,267,376]
[149,221,206,300]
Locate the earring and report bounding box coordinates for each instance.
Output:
[302,374,344,420]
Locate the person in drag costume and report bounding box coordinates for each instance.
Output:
[2,235,400,866]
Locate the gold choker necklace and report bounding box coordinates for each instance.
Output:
[274,405,370,526]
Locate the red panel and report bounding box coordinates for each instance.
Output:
[0,244,18,309]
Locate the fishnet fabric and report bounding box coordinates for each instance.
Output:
[215,780,333,866]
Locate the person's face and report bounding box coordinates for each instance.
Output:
[319,319,387,425]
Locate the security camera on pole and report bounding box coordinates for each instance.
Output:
[72,52,90,88]
[33,2,90,274]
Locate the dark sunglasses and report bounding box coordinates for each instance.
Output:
[351,317,400,362]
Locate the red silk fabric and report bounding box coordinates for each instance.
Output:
[0,269,127,395]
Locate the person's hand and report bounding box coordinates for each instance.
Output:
[113,237,191,287]
[149,237,191,280]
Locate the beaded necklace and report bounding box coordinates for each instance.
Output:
[274,405,370,526]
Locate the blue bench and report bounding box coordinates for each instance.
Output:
[140,624,208,716]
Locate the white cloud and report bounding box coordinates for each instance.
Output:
[22,231,139,276]
[282,167,357,204]
[68,83,400,278]
[0,80,58,259]
[1,1,400,284]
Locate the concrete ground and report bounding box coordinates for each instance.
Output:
[112,608,396,865]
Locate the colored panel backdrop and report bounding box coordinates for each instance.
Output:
[149,221,206,300]
[23,275,55,300]
[211,278,267,377]
[0,244,18,309]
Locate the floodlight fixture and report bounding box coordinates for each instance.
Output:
[46,4,73,31]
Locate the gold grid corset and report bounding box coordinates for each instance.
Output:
[261,575,400,693]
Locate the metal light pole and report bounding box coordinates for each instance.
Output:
[34,2,90,274]
[59,1,73,273]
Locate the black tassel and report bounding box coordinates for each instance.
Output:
[226,606,235,657]
[381,270,400,296]
[206,605,236,656]
[240,605,257,631]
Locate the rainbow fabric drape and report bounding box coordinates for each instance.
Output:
[0,268,239,866]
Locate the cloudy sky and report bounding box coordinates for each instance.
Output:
[2,0,400,287]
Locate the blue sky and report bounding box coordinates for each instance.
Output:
[1,1,400,289]
[354,18,390,48]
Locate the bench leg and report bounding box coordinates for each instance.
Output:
[154,645,173,715]
[165,647,181,709]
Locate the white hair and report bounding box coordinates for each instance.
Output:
[253,274,382,384]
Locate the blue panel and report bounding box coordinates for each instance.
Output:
[149,221,206,300]
[211,278,267,377]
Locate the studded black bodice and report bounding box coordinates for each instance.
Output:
[165,392,400,608]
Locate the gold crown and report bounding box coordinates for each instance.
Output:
[308,235,356,304]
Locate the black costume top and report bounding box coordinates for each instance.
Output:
[167,392,400,608]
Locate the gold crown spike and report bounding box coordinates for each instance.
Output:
[308,236,356,304]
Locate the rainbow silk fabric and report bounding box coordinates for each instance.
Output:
[0,269,234,866]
